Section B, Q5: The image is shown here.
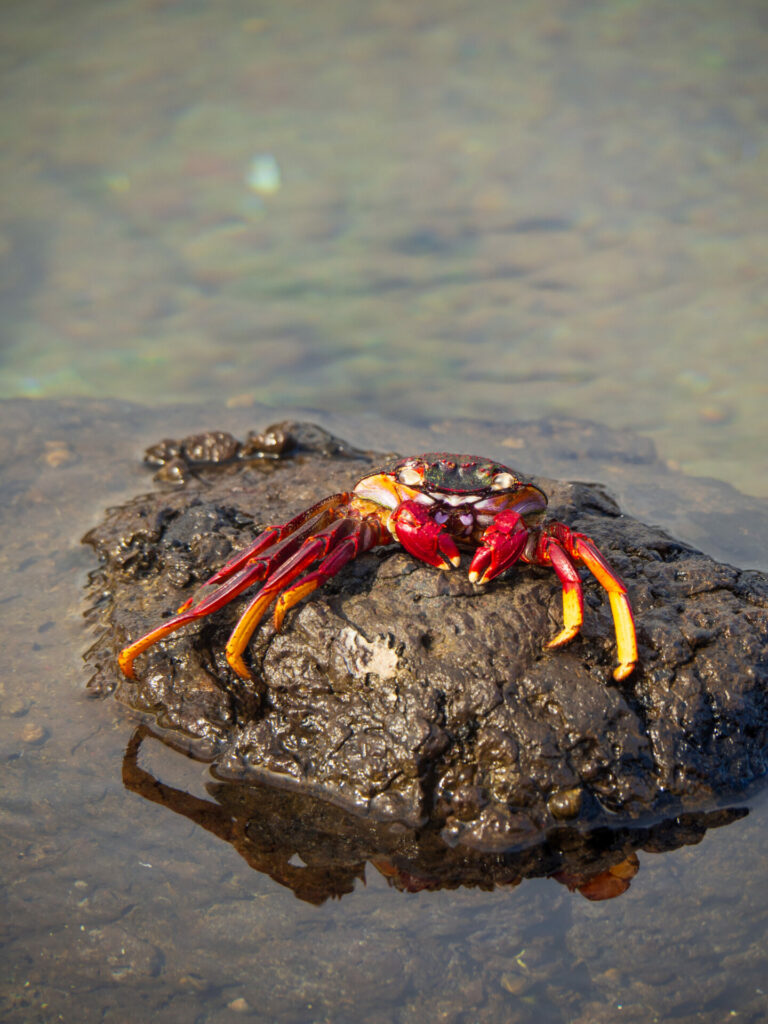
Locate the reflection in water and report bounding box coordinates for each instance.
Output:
[123,724,747,906]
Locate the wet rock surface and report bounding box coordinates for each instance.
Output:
[83,421,768,850]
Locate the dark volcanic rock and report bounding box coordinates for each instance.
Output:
[83,422,768,851]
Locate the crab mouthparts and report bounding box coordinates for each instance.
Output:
[423,487,546,516]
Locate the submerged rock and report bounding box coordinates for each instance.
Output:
[83,422,768,851]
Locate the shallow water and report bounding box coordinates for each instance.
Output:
[1,397,767,1023]
[1,0,766,492]
[1,1,767,1021]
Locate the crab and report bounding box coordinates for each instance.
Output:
[119,453,637,683]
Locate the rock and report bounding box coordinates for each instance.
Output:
[119,722,747,905]
[83,421,768,852]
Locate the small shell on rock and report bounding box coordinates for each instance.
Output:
[547,787,583,819]
[153,457,190,484]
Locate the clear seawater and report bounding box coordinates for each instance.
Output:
[1,1,767,1021]
[1,0,766,493]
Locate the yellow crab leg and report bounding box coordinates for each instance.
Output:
[225,517,382,679]
[606,591,638,682]
[545,541,585,649]
[529,525,637,680]
[118,495,349,679]
[119,620,191,679]
[273,534,364,629]
[570,536,637,681]
[225,590,278,679]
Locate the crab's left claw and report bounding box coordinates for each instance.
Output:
[388,500,460,570]
[468,509,529,585]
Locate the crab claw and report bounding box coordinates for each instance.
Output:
[468,509,529,585]
[389,499,461,570]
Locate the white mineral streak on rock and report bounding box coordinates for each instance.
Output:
[338,626,399,682]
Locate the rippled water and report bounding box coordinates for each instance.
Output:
[1,0,766,492]
[1,1,767,1021]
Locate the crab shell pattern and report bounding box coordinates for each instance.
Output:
[119,453,637,683]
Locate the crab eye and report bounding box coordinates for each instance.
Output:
[491,472,518,491]
[398,466,424,487]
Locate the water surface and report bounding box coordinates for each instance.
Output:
[1,398,767,1023]
[1,0,766,491]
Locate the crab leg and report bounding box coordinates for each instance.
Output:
[118,494,350,679]
[535,536,585,648]
[528,523,637,682]
[273,518,385,629]
[225,516,386,679]
[175,494,350,612]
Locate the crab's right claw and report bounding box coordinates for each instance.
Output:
[468,509,529,585]
[389,499,460,570]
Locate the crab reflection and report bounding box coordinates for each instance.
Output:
[123,725,746,906]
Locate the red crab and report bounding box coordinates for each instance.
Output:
[119,453,637,682]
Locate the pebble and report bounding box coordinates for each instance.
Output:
[6,695,30,717]
[227,997,249,1012]
[43,440,76,467]
[21,721,47,744]
[500,435,526,450]
[500,972,530,996]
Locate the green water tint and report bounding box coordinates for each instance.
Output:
[1,0,766,496]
